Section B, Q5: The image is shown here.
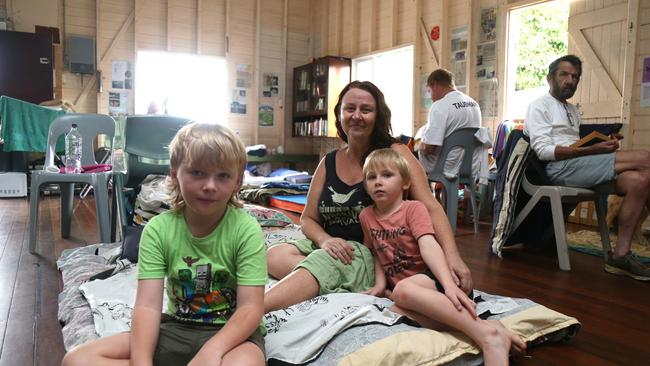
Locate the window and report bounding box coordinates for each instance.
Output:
[135,50,227,123]
[505,0,569,120]
[352,45,414,137]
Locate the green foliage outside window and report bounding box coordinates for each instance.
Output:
[515,3,568,90]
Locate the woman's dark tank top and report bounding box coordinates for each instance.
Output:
[318,150,372,243]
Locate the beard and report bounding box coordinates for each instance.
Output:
[551,79,577,100]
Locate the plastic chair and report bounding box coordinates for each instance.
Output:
[510,151,614,271]
[111,115,190,240]
[425,127,480,233]
[29,114,116,254]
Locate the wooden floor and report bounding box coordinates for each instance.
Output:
[1,195,649,365]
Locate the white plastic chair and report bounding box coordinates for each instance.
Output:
[510,152,613,271]
[29,114,116,254]
[424,127,480,233]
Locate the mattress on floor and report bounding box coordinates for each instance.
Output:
[268,194,307,214]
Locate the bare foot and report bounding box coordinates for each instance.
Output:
[479,326,511,366]
[489,320,527,355]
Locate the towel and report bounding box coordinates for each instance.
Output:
[0,96,66,152]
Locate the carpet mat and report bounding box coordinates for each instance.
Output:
[567,230,650,263]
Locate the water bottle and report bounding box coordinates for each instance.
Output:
[64,124,82,174]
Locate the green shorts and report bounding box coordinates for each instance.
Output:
[290,239,375,295]
[152,315,265,366]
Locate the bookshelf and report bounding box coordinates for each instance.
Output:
[292,56,351,137]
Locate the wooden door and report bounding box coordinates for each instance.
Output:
[567,1,634,131]
[0,31,54,104]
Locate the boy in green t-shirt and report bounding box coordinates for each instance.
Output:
[63,122,267,366]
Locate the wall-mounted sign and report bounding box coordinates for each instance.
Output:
[430,26,440,41]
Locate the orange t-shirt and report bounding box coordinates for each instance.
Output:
[359,201,435,288]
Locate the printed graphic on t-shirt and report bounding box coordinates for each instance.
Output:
[368,226,416,278]
[171,260,236,323]
[328,186,358,204]
[320,202,365,227]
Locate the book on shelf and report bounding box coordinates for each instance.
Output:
[570,130,611,148]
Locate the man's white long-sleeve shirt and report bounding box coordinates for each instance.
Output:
[524,92,581,161]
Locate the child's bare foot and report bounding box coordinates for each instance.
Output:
[489,320,527,355]
[479,321,527,365]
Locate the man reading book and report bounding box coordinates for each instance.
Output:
[524,54,650,281]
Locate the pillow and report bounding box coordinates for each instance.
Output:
[243,204,293,227]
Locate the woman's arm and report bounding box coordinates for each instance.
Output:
[299,153,355,264]
[392,143,473,293]
[418,234,476,317]
[130,279,164,366]
[189,285,265,366]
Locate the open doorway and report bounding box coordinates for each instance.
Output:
[505,0,569,121]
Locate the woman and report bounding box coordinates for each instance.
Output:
[264,81,472,313]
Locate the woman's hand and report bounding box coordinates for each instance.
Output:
[361,285,386,297]
[447,254,473,295]
[444,284,477,318]
[320,238,355,264]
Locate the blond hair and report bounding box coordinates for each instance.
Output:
[363,148,411,188]
[166,122,247,211]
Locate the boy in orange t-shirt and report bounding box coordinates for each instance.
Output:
[359,148,525,366]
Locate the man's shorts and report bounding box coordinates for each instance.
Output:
[290,239,375,295]
[152,315,265,366]
[545,152,616,187]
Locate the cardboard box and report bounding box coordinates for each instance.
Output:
[0,172,27,197]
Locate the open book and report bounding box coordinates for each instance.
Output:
[570,130,611,148]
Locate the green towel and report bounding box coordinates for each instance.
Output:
[0,96,66,152]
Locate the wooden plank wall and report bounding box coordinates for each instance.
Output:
[311,0,492,139]
[59,0,314,153]
[632,1,650,151]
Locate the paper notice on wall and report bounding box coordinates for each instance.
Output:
[641,56,650,108]
[480,8,497,43]
[230,88,247,114]
[236,64,252,88]
[259,104,274,126]
[111,60,132,89]
[109,91,128,117]
[479,80,498,118]
[262,73,279,98]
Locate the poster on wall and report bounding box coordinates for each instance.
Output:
[450,26,468,91]
[111,61,132,89]
[480,8,497,43]
[230,88,247,114]
[262,73,279,98]
[259,104,274,126]
[108,91,128,117]
[641,56,650,108]
[478,80,498,118]
[236,64,252,88]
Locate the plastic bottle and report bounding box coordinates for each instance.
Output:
[64,123,82,174]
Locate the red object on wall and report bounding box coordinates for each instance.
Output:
[430,26,440,41]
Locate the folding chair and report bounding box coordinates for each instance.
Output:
[425,127,481,233]
[111,115,190,240]
[29,114,116,254]
[510,149,614,270]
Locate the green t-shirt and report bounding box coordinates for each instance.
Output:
[138,206,267,328]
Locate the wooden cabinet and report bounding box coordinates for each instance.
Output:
[0,30,54,104]
[292,56,350,137]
